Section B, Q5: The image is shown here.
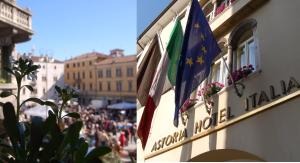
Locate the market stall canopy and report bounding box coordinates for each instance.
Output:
[107,102,136,110]
[90,100,108,109]
[24,105,67,119]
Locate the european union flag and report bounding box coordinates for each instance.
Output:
[174,0,221,127]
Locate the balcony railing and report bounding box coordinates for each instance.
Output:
[0,0,32,31]
[204,0,237,23]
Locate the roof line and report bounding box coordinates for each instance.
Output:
[137,0,178,41]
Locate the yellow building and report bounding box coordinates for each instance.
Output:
[137,0,300,161]
[64,52,108,105]
[95,53,136,103]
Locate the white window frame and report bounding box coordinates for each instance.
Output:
[209,55,228,85]
[235,36,255,70]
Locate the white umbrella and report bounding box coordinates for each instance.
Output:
[107,102,136,110]
[24,105,67,119]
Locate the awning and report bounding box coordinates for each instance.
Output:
[24,105,67,119]
[107,102,136,110]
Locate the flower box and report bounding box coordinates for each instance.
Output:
[215,3,225,16]
[198,82,224,99]
[228,64,254,85]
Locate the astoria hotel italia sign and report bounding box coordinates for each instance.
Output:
[150,77,300,154]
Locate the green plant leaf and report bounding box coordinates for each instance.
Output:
[75,138,89,163]
[0,91,14,98]
[23,85,34,92]
[44,101,59,116]
[85,146,111,161]
[55,121,82,160]
[21,97,44,107]
[2,102,21,159]
[3,67,15,76]
[16,122,26,158]
[27,116,44,162]
[63,112,80,119]
[39,116,63,162]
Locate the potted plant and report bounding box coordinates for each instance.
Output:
[0,57,111,162]
[215,2,226,16]
[228,64,254,85]
[198,82,224,99]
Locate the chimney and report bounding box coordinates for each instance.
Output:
[110,49,124,57]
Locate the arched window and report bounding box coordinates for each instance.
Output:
[229,19,258,72]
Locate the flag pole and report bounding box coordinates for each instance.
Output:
[220,54,244,97]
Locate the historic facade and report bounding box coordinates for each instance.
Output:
[95,52,136,104]
[20,54,64,105]
[0,0,33,119]
[137,0,300,161]
[64,52,108,105]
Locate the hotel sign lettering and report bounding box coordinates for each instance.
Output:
[151,77,300,153]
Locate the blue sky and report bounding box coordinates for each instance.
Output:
[137,0,171,36]
[16,0,136,61]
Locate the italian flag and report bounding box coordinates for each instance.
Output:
[137,19,183,149]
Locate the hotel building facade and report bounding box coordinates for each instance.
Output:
[137,0,300,161]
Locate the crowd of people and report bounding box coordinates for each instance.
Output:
[20,103,137,162]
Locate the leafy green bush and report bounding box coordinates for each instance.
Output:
[0,57,111,162]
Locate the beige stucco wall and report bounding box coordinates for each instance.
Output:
[137,0,300,161]
[96,60,136,102]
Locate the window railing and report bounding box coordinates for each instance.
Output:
[204,0,238,22]
[0,0,32,30]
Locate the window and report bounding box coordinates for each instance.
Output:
[73,63,76,67]
[210,57,228,84]
[66,64,69,68]
[116,81,122,91]
[128,80,133,92]
[89,71,93,79]
[67,73,69,79]
[90,83,93,90]
[53,76,58,81]
[116,68,122,77]
[83,83,85,91]
[89,61,92,65]
[23,88,26,95]
[99,82,102,91]
[230,19,258,72]
[82,62,85,66]
[82,72,85,79]
[77,72,80,79]
[43,88,46,95]
[42,65,45,69]
[73,73,76,79]
[54,66,57,70]
[127,67,134,77]
[32,88,37,94]
[211,63,221,83]
[107,82,111,91]
[0,46,13,83]
[77,63,80,67]
[42,76,47,81]
[106,69,111,78]
[236,36,255,70]
[98,70,103,78]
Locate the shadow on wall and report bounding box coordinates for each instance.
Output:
[188,149,264,161]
